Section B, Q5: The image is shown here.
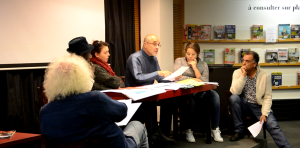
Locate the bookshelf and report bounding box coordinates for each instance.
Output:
[182,39,300,43]
[233,62,300,67]
[272,85,300,90]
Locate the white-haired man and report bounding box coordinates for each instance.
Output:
[40,53,148,148]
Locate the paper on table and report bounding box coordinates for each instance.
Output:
[141,83,182,90]
[177,79,205,86]
[202,82,219,85]
[163,66,189,81]
[116,99,141,126]
[101,88,166,101]
[247,121,264,138]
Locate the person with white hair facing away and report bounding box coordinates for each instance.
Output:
[40,53,148,148]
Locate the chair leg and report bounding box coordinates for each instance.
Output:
[263,127,267,139]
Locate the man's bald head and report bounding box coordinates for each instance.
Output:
[143,34,160,57]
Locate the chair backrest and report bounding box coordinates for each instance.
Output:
[37,86,48,108]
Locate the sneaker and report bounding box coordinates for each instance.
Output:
[185,129,195,142]
[211,127,224,142]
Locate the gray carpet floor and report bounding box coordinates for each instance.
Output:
[163,120,300,148]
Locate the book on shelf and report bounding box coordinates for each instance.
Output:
[213,25,225,39]
[271,72,282,86]
[225,25,236,39]
[277,49,288,62]
[191,25,199,40]
[298,71,300,85]
[183,25,188,39]
[291,24,300,39]
[200,25,211,40]
[251,25,263,39]
[0,130,16,138]
[288,48,299,62]
[240,48,251,63]
[203,49,215,64]
[266,49,278,63]
[194,25,201,39]
[278,24,291,39]
[187,25,193,40]
[225,48,235,64]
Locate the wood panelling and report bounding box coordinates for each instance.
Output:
[173,0,184,61]
[134,0,140,52]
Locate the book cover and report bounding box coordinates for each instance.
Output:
[193,25,201,39]
[225,48,235,64]
[225,25,236,39]
[240,48,251,63]
[271,72,282,86]
[0,130,16,138]
[288,48,299,62]
[213,25,225,39]
[278,24,291,39]
[200,25,211,40]
[251,25,263,39]
[191,25,198,40]
[203,49,215,64]
[291,24,300,38]
[298,71,300,85]
[266,49,278,63]
[278,49,288,62]
[187,25,192,40]
[183,25,188,39]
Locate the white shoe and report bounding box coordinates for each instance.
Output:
[211,127,224,142]
[185,129,195,142]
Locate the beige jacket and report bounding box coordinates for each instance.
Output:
[230,66,272,116]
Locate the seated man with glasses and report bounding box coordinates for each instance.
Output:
[125,34,181,142]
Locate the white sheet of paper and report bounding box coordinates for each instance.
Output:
[266,26,276,43]
[141,83,182,90]
[163,66,189,81]
[102,88,166,101]
[202,82,219,85]
[116,100,141,126]
[247,121,264,138]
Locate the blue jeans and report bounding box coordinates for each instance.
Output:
[229,94,291,148]
[123,121,149,148]
[193,90,220,129]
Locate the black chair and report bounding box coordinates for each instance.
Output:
[226,90,267,139]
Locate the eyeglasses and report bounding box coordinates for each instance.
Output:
[147,42,161,48]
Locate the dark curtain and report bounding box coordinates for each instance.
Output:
[0,69,45,133]
[105,0,135,76]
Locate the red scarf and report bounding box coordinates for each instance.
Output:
[90,57,115,76]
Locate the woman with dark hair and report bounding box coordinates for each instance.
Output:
[173,42,223,143]
[90,40,125,90]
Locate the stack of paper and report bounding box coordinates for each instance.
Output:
[177,79,205,86]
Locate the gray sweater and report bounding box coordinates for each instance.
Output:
[125,49,166,87]
[173,57,209,82]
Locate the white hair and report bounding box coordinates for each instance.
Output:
[43,54,94,102]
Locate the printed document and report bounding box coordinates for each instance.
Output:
[248,121,264,138]
[163,66,189,81]
[116,99,141,126]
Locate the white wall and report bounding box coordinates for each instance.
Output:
[0,0,105,65]
[185,0,300,99]
[141,0,174,72]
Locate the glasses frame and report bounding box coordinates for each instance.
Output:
[147,42,161,48]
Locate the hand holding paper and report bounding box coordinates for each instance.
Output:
[163,67,189,81]
[248,120,264,138]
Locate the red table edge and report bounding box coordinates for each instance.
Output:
[104,84,217,102]
[0,132,41,147]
